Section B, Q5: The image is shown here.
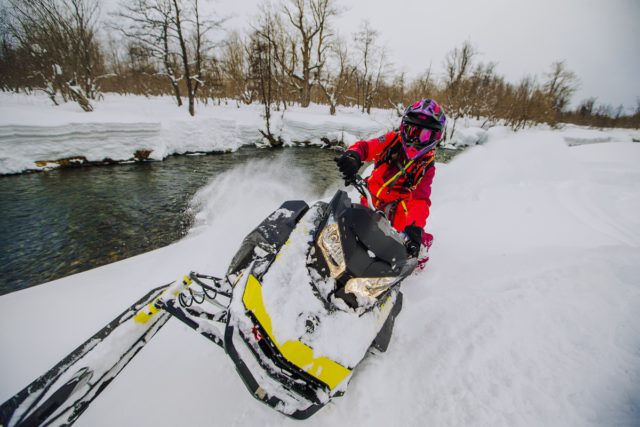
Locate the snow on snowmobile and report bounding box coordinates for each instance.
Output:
[0,176,419,425]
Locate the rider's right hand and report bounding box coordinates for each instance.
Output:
[334,151,362,185]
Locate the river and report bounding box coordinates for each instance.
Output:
[0,146,457,295]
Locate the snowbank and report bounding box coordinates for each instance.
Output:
[1,125,639,426]
[0,92,398,174]
[558,124,639,146]
[3,93,638,175]
[445,118,640,149]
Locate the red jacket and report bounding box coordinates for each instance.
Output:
[347,131,435,231]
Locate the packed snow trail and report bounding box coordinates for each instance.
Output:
[1,130,639,426]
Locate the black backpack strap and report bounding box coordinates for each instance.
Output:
[404,154,435,189]
[375,133,402,167]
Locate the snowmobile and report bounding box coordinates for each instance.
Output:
[0,176,418,425]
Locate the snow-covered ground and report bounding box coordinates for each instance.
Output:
[1,116,639,425]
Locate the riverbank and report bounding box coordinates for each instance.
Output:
[2,92,638,175]
[0,93,397,175]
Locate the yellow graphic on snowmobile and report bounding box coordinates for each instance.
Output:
[242,274,352,390]
[134,275,191,324]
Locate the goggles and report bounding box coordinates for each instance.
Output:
[400,122,443,147]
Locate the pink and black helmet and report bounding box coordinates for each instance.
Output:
[399,99,446,159]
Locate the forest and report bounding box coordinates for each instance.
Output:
[1,0,639,135]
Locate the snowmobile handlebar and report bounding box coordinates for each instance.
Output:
[351,175,375,211]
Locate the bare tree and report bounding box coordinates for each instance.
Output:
[353,20,389,114]
[187,0,225,104]
[114,0,223,115]
[0,9,20,92]
[466,61,496,119]
[442,40,476,138]
[249,6,283,145]
[169,0,196,114]
[3,0,103,111]
[317,36,355,115]
[577,97,597,119]
[221,31,254,104]
[281,0,337,107]
[504,76,552,130]
[260,10,290,110]
[543,61,579,114]
[114,0,183,106]
[408,66,436,101]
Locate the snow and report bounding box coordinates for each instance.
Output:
[0,92,398,175]
[260,205,328,345]
[1,97,640,425]
[450,125,488,147]
[258,203,393,368]
[3,92,638,175]
[557,124,639,146]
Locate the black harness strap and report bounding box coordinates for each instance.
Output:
[375,134,435,191]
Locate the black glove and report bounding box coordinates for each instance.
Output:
[404,225,423,258]
[334,151,362,185]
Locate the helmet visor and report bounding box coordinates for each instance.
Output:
[401,122,442,147]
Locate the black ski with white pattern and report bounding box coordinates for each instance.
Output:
[0,285,171,427]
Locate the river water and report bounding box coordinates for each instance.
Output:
[0,146,457,295]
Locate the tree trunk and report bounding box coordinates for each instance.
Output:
[67,82,93,112]
[172,0,195,116]
[162,22,182,107]
[171,81,182,107]
[301,78,311,107]
[449,116,458,141]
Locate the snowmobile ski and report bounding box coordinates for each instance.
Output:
[0,285,173,427]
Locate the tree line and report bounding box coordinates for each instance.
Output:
[1,0,638,134]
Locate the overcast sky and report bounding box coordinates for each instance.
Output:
[204,0,639,110]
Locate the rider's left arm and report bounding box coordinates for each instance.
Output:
[404,165,436,229]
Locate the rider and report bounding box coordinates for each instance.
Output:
[335,98,446,258]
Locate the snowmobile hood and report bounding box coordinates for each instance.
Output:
[239,271,352,390]
[327,190,413,278]
[344,206,406,264]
